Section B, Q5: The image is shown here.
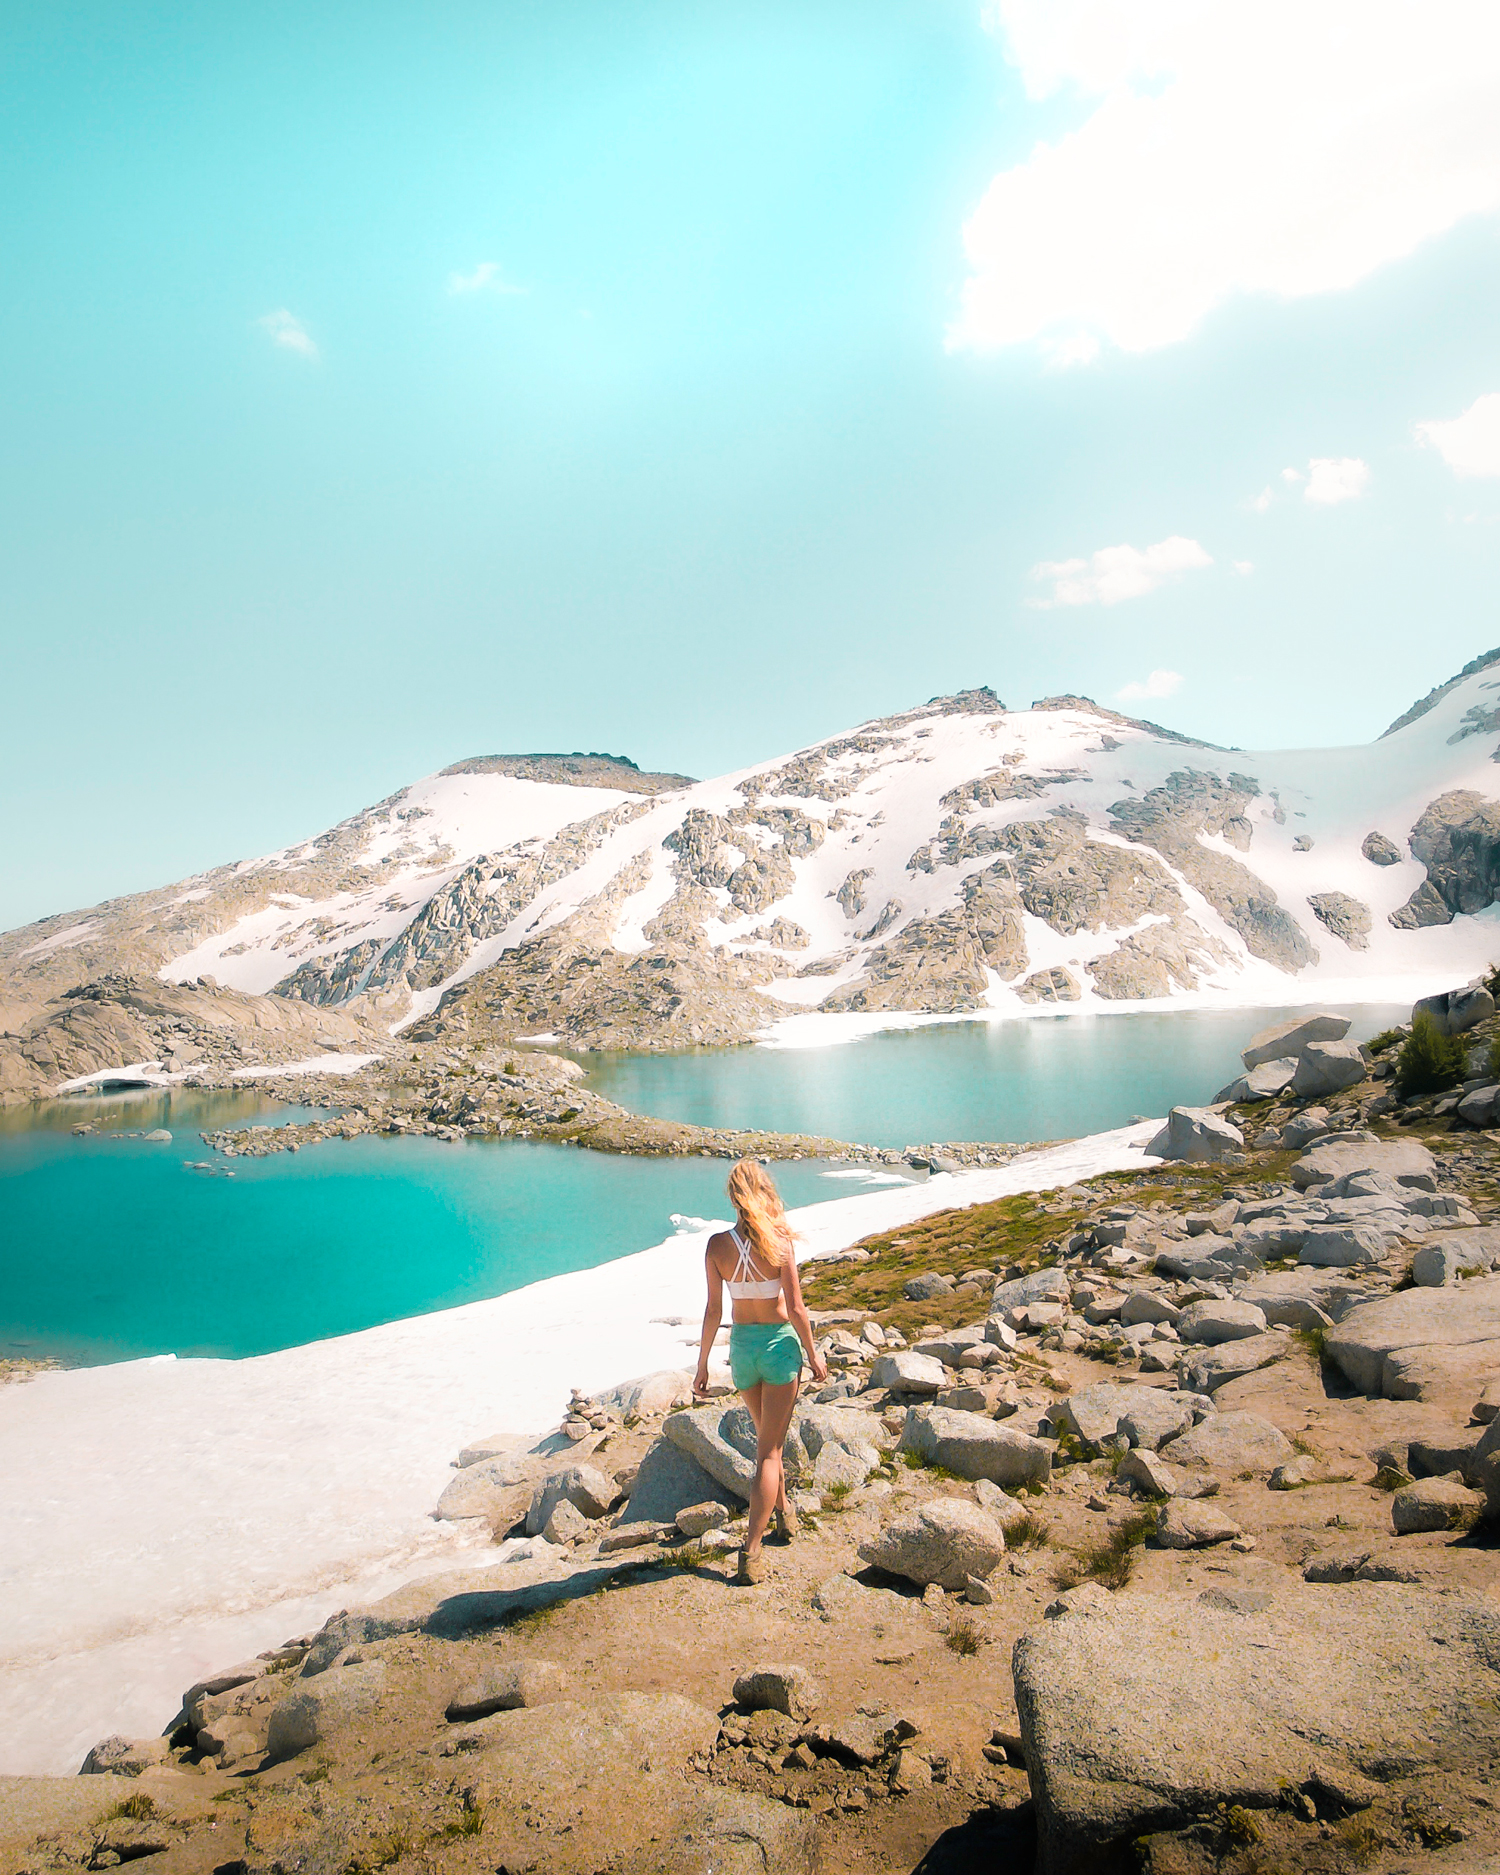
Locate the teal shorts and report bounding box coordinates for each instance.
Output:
[730,1321,805,1390]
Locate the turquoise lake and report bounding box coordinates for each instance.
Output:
[1,1005,1405,1368]
[0,1091,851,1368]
[581,1004,1407,1147]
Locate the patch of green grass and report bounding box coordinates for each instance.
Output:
[1372,1465,1410,1492]
[1052,1431,1086,1467]
[820,1482,855,1513]
[440,1805,486,1840]
[344,1830,414,1875]
[1288,1433,1318,1457]
[657,1540,713,1571]
[1221,1805,1263,1846]
[1054,1510,1156,1592]
[1007,1512,1052,1548]
[900,1450,963,1482]
[300,1763,331,1786]
[104,1795,158,1823]
[1367,1028,1402,1056]
[944,1617,983,1657]
[1336,1819,1385,1868]
[1293,1325,1328,1364]
[505,1603,558,1636]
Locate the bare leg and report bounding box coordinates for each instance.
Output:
[740,1379,792,1518]
[744,1378,799,1559]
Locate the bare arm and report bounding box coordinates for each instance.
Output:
[781,1250,828,1386]
[693,1243,725,1399]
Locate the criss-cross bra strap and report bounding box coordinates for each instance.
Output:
[725,1226,782,1297]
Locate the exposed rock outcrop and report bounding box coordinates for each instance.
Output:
[1109,771,1316,971]
[1391,790,1500,928]
[1306,890,1371,949]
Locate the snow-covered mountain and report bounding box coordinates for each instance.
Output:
[7,658,1500,1053]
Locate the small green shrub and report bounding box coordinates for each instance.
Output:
[1221,1804,1262,1845]
[1336,1819,1385,1868]
[1294,1324,1328,1364]
[1394,1011,1468,1096]
[105,1795,158,1823]
[1054,1510,1155,1591]
[1007,1512,1052,1548]
[820,1482,854,1513]
[657,1540,712,1571]
[944,1617,983,1656]
[1488,1032,1500,1083]
[901,1450,961,1481]
[1366,1027,1403,1056]
[344,1830,414,1875]
[441,1805,486,1840]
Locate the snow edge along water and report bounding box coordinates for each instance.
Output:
[0,1122,1157,1778]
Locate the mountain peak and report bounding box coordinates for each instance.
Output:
[437,752,695,793]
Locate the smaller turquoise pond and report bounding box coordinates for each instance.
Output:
[0,1091,850,1368]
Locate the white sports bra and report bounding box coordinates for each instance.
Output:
[724,1226,783,1300]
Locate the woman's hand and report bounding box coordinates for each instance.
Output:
[692,1363,712,1399]
[808,1351,829,1386]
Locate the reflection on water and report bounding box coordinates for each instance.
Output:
[581,1003,1411,1149]
[0,1087,329,1137]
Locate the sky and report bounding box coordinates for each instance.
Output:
[5,0,1500,929]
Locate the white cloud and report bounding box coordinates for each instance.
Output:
[1302,456,1371,504]
[1232,560,1254,575]
[447,262,527,297]
[1416,391,1500,476]
[1280,467,1303,486]
[1249,488,1273,512]
[1029,534,1212,607]
[257,310,317,359]
[953,2,1500,359]
[1117,668,1183,701]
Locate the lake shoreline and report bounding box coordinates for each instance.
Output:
[0,1124,1159,1777]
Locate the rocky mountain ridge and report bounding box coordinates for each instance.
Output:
[8,654,1500,1090]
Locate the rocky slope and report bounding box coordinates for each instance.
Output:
[11,652,1500,1095]
[19,1004,1500,1875]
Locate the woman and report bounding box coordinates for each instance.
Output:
[692,1158,828,1583]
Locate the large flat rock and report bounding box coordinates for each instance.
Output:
[1241,1011,1349,1067]
[1325,1274,1500,1398]
[660,1403,758,1498]
[898,1404,1052,1486]
[623,1435,738,1524]
[1289,1138,1436,1192]
[1014,1585,1500,1875]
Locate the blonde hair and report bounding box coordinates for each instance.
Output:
[727,1158,795,1269]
